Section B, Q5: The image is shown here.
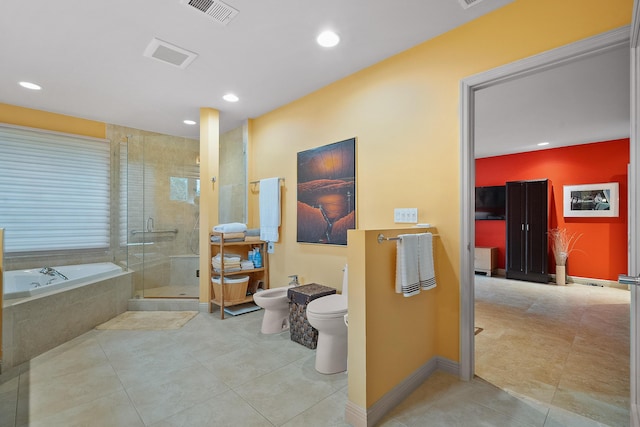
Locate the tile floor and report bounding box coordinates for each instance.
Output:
[0,278,631,426]
[474,275,631,427]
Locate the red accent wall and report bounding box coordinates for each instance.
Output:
[475,139,629,281]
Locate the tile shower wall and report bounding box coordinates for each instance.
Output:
[106,125,199,296]
[219,125,247,224]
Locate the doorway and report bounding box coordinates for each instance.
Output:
[460,26,633,423]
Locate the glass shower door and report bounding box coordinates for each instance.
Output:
[126,133,200,299]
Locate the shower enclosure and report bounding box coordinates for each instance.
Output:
[121,131,200,299]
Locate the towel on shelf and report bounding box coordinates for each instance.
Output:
[244,235,261,242]
[221,232,245,239]
[418,233,437,291]
[212,223,247,233]
[395,234,421,297]
[259,178,281,242]
[241,260,255,270]
[210,236,244,243]
[211,254,242,271]
[245,228,260,237]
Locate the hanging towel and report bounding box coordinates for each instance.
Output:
[395,234,421,297]
[259,177,281,242]
[418,233,437,291]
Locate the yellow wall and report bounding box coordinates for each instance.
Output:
[0,103,105,138]
[199,108,220,303]
[248,0,632,410]
[347,228,441,407]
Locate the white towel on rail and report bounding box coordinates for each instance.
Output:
[418,233,437,291]
[395,234,421,297]
[259,177,281,242]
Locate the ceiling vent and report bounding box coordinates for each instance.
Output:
[143,38,198,69]
[458,0,485,9]
[183,0,239,26]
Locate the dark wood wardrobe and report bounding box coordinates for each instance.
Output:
[505,179,549,283]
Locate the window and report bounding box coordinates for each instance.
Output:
[0,124,110,254]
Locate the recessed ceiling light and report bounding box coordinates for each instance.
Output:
[317,30,340,48]
[183,119,197,125]
[19,81,42,90]
[537,142,550,147]
[223,93,239,102]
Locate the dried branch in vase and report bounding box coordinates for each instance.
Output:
[549,228,582,266]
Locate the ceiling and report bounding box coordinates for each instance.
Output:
[0,0,630,157]
[475,45,630,158]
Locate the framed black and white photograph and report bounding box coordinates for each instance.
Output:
[563,182,619,217]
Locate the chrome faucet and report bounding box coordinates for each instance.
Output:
[288,274,299,286]
[39,267,69,280]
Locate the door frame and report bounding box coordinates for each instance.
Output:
[629,2,639,424]
[459,25,631,383]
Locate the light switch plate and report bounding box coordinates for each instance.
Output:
[394,208,418,223]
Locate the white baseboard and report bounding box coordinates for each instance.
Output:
[562,275,625,289]
[345,356,459,427]
[632,403,639,427]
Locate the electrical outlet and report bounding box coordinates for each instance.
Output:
[196,269,199,277]
[267,241,275,254]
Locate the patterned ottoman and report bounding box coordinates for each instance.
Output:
[287,283,336,349]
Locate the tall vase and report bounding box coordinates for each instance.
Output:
[556,265,566,286]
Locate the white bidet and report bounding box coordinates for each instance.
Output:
[253,286,293,334]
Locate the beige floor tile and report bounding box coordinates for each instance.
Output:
[126,365,230,425]
[233,356,340,425]
[149,389,272,427]
[19,390,144,427]
[281,389,350,427]
[475,275,630,426]
[16,363,124,425]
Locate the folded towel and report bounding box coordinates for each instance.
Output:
[395,234,421,297]
[244,235,261,242]
[221,232,245,239]
[213,267,242,273]
[241,260,255,270]
[213,223,247,233]
[259,178,281,242]
[418,233,437,291]
[212,254,242,262]
[245,228,260,237]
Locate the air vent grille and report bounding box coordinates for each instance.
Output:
[458,0,485,9]
[185,0,239,25]
[143,38,198,69]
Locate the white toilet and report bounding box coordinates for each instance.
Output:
[253,286,293,334]
[306,265,349,374]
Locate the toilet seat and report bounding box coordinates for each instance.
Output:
[307,294,347,317]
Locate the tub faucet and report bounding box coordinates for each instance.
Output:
[39,267,69,280]
[288,275,299,286]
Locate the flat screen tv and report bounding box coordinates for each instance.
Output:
[475,185,506,220]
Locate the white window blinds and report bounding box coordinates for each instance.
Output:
[0,124,110,254]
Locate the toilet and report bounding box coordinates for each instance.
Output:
[253,286,293,334]
[306,265,349,374]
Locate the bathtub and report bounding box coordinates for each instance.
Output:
[2,261,132,369]
[3,262,124,300]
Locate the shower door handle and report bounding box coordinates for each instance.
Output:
[618,274,640,286]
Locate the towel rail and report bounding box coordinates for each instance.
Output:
[250,177,285,186]
[377,232,439,244]
[131,229,178,235]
